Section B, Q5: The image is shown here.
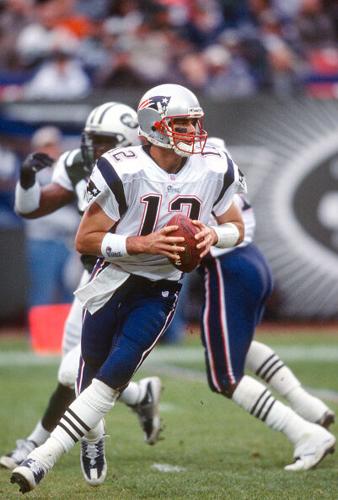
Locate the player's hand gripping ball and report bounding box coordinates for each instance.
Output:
[166,214,201,272]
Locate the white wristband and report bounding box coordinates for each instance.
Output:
[211,223,240,248]
[101,233,128,260]
[15,181,41,214]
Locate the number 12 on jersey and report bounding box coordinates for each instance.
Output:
[139,194,201,235]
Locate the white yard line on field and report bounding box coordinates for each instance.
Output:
[144,362,338,403]
[2,344,338,365]
[1,346,338,402]
[149,345,338,363]
[0,352,60,366]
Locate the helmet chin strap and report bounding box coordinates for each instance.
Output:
[167,129,192,157]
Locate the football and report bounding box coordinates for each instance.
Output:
[166,213,201,273]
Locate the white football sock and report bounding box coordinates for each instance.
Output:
[245,341,301,396]
[245,341,332,423]
[286,386,332,423]
[119,381,143,406]
[232,375,313,444]
[28,379,118,470]
[29,437,64,470]
[27,421,50,446]
[83,419,105,443]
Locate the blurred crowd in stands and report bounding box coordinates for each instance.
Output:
[0,0,337,101]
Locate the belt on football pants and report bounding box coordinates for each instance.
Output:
[126,274,182,293]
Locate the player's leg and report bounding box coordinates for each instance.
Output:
[10,293,121,494]
[81,375,164,485]
[49,268,164,447]
[77,277,171,485]
[11,378,119,494]
[1,285,161,474]
[0,349,79,470]
[200,246,335,470]
[245,340,335,427]
[119,377,162,445]
[11,277,180,493]
[232,376,335,470]
[60,268,164,446]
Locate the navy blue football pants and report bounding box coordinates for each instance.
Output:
[78,275,181,392]
[198,243,273,396]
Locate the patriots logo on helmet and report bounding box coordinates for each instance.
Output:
[138,96,171,114]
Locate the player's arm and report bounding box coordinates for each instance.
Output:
[193,201,245,258]
[75,202,185,261]
[16,183,75,218]
[15,152,75,218]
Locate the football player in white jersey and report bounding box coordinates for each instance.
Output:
[3,103,163,483]
[197,140,335,472]
[10,83,247,493]
[208,138,334,427]
[165,136,335,444]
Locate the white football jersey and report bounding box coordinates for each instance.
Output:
[86,144,246,280]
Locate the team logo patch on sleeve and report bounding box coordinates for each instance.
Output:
[86,179,101,202]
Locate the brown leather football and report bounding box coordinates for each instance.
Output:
[166,213,201,273]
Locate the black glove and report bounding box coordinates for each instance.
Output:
[20,152,55,189]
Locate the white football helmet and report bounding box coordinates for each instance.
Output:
[137,83,208,157]
[81,102,139,171]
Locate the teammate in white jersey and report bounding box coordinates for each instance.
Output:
[198,140,335,471]
[10,84,246,493]
[162,137,335,471]
[212,193,334,429]
[3,103,164,484]
[166,136,335,433]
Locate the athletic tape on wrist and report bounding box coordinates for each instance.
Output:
[211,223,240,248]
[101,233,128,260]
[15,181,41,214]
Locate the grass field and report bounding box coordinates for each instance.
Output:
[0,327,338,499]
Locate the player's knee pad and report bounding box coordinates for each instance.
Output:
[58,344,81,388]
